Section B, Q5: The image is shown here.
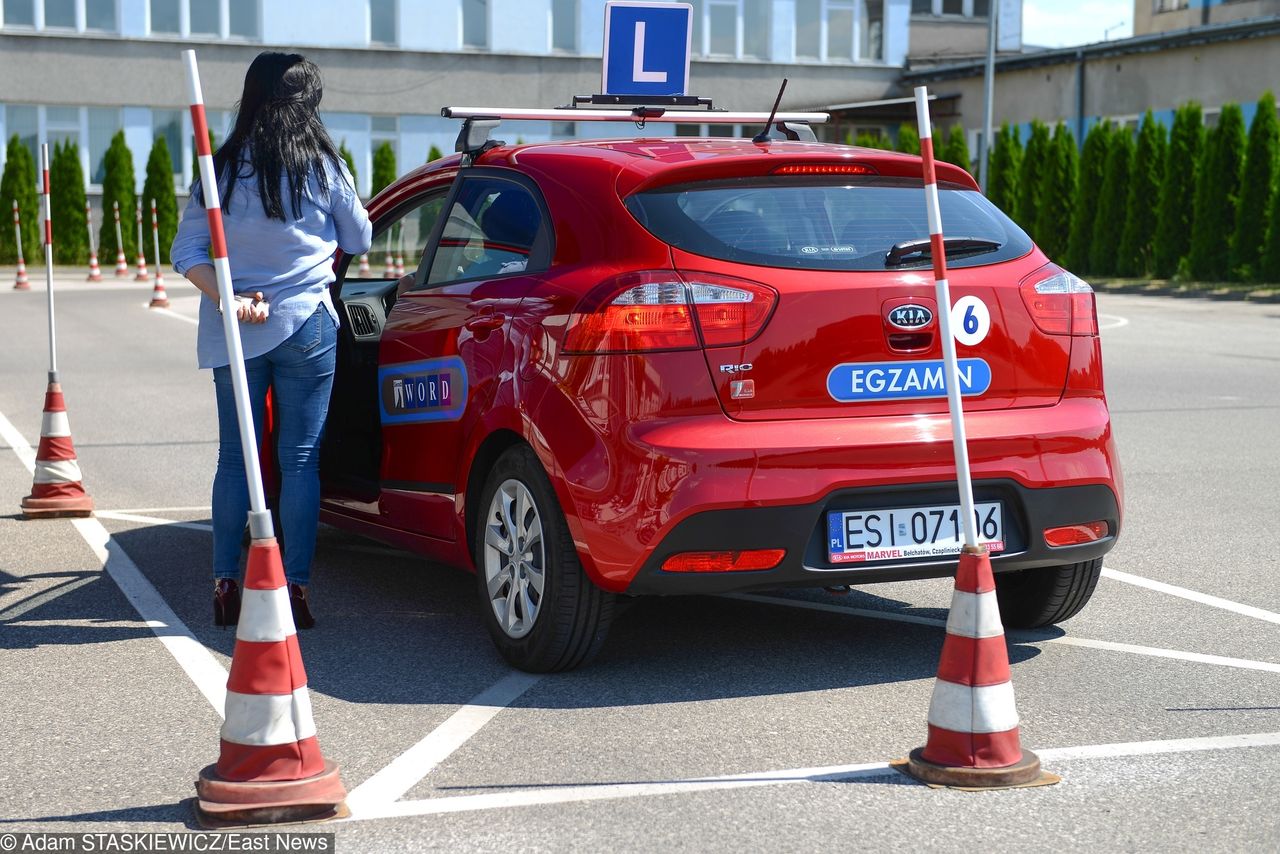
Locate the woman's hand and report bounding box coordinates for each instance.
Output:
[234,292,270,324]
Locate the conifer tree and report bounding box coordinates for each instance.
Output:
[428,145,444,162]
[1089,130,1133,276]
[142,136,178,265]
[50,141,89,265]
[1188,102,1245,281]
[1118,111,1168,277]
[1067,120,1113,274]
[1033,122,1078,262]
[1229,91,1279,281]
[941,125,971,172]
[98,130,136,263]
[338,141,358,196]
[854,131,892,150]
[1153,102,1203,278]
[0,135,39,265]
[986,122,1021,216]
[371,142,396,197]
[1262,182,1280,282]
[895,122,920,156]
[1015,120,1051,240]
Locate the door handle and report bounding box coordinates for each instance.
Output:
[465,314,506,333]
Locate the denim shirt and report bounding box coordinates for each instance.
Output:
[171,156,372,369]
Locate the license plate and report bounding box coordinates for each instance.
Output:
[827,502,1004,564]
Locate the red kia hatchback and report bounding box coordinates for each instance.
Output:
[318,134,1122,672]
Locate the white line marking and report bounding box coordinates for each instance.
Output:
[149,306,199,325]
[0,575,98,621]
[1097,313,1129,330]
[719,594,1280,673]
[107,506,212,514]
[0,406,228,718]
[343,731,1280,822]
[96,511,213,532]
[1103,567,1280,626]
[346,671,543,815]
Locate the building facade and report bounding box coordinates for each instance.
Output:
[0,0,915,199]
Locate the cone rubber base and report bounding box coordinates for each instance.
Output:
[14,281,30,291]
[901,748,1056,790]
[21,494,94,519]
[194,760,347,827]
[149,296,171,308]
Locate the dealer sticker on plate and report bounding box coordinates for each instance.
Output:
[827,502,1005,564]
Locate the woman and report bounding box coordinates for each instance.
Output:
[173,52,371,629]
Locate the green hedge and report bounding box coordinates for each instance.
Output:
[0,136,39,265]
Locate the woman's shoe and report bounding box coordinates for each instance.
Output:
[214,578,240,627]
[289,582,316,630]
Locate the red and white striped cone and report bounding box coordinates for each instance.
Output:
[394,226,405,276]
[112,201,129,277]
[85,201,102,281]
[904,547,1049,788]
[194,539,346,825]
[21,380,94,519]
[13,200,30,290]
[357,254,370,275]
[382,251,395,278]
[133,202,149,281]
[393,253,405,277]
[148,199,170,308]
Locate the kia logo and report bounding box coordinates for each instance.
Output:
[887,304,933,330]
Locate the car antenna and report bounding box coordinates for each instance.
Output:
[752,78,788,145]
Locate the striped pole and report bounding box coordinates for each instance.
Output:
[903,86,1047,790]
[184,49,346,825]
[133,200,149,280]
[85,201,102,281]
[393,223,405,277]
[13,200,30,289]
[112,201,128,276]
[21,144,94,519]
[357,253,370,275]
[148,197,169,308]
[382,229,394,277]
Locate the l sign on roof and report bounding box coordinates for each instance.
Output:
[602,1,692,97]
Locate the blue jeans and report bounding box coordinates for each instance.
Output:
[212,307,337,586]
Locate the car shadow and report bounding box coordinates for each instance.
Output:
[91,523,1050,712]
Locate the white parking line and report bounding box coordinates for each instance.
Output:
[108,506,212,514]
[1102,567,1280,626]
[149,306,200,325]
[719,594,1280,673]
[0,406,229,719]
[343,730,1280,822]
[1097,313,1130,330]
[96,511,213,532]
[346,672,543,815]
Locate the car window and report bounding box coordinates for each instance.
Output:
[426,176,548,286]
[625,176,1033,271]
[360,193,448,281]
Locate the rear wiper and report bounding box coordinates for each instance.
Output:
[884,237,1001,267]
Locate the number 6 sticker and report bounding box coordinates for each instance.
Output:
[950,295,990,346]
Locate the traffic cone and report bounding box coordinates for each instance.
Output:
[21,379,94,519]
[194,538,346,826]
[13,200,30,290]
[86,250,103,282]
[133,203,149,281]
[86,201,102,281]
[148,199,169,308]
[382,251,394,278]
[903,546,1054,789]
[357,254,370,275]
[112,201,128,277]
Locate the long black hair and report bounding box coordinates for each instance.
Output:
[200,52,345,220]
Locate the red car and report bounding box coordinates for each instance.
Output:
[317,131,1122,672]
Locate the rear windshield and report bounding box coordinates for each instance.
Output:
[625,176,1033,271]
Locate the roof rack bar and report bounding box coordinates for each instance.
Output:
[441,106,829,124]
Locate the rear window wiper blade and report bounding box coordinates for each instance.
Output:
[884,237,1002,267]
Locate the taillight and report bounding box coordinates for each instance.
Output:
[1044,521,1109,547]
[1019,267,1098,336]
[564,270,776,353]
[772,164,877,175]
[661,549,786,572]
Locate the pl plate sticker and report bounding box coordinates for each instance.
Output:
[379,357,468,424]
[950,295,991,346]
[827,358,992,403]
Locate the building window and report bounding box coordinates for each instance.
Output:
[463,0,487,48]
[42,0,73,27]
[551,0,576,52]
[860,0,882,61]
[796,0,820,58]
[44,106,79,152]
[148,0,258,39]
[910,0,931,12]
[189,0,216,34]
[87,106,119,184]
[1153,0,1190,12]
[85,0,114,29]
[370,0,395,44]
[152,109,183,179]
[743,0,769,58]
[6,105,38,166]
[827,0,853,60]
[551,121,576,138]
[149,0,178,33]
[228,0,256,38]
[707,0,737,56]
[941,0,962,14]
[796,0,881,62]
[3,1,36,26]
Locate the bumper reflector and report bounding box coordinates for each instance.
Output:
[1043,521,1109,548]
[662,549,786,573]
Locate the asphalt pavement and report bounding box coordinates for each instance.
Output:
[0,276,1277,852]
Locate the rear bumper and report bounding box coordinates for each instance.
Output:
[624,479,1120,595]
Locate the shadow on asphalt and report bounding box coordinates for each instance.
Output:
[0,803,195,828]
[7,522,1050,712]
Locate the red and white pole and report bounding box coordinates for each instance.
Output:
[148,197,169,308]
[41,144,56,369]
[13,200,30,290]
[903,86,1047,790]
[85,201,102,281]
[133,200,149,280]
[112,201,128,276]
[184,49,345,825]
[393,224,405,277]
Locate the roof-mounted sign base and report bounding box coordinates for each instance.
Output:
[569,94,714,110]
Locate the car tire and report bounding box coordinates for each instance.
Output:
[474,445,615,672]
[994,558,1103,629]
